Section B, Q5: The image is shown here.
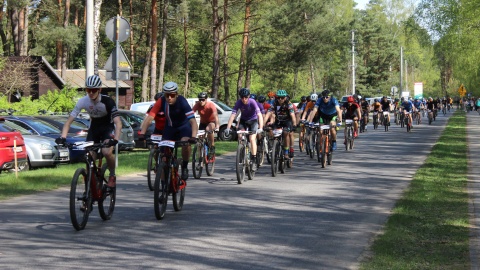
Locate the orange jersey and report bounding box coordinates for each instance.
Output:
[147,99,166,131]
[192,100,218,124]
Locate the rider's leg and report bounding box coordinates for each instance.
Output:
[102,143,116,187]
[206,122,215,147]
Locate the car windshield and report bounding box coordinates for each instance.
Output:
[2,120,33,135]
[23,119,61,135]
[212,100,232,111]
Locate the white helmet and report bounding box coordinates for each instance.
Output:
[357,95,362,99]
[310,93,318,101]
[85,74,102,88]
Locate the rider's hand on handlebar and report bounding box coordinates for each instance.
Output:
[188,137,197,144]
[336,122,342,127]
[256,128,263,134]
[107,139,118,147]
[137,131,146,141]
[214,128,219,133]
[55,137,66,145]
[224,128,231,136]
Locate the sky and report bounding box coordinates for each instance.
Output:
[355,0,369,10]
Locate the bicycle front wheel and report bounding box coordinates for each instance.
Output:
[205,150,215,176]
[154,163,169,220]
[247,148,255,180]
[236,144,246,184]
[99,163,115,220]
[257,138,265,167]
[271,140,279,177]
[70,168,91,231]
[192,144,203,179]
[147,148,156,191]
[320,136,327,168]
[172,162,185,211]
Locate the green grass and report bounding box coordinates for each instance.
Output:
[360,110,470,269]
[0,141,237,200]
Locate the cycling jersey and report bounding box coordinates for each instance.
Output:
[342,102,360,119]
[372,102,382,111]
[262,102,271,111]
[426,101,436,110]
[360,100,369,111]
[146,99,166,132]
[160,95,195,140]
[402,100,414,112]
[192,100,218,125]
[268,100,294,122]
[314,97,339,115]
[232,98,261,121]
[380,99,390,111]
[413,100,422,109]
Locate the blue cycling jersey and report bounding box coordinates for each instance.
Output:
[402,101,414,112]
[314,97,340,115]
[413,100,422,109]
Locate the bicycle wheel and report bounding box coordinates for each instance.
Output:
[99,163,115,221]
[299,135,304,152]
[320,136,327,168]
[247,149,255,180]
[154,163,169,220]
[236,144,246,184]
[309,133,315,159]
[304,135,310,156]
[373,116,378,129]
[266,139,272,164]
[147,148,156,191]
[257,138,265,167]
[407,118,411,132]
[191,144,203,179]
[70,168,91,231]
[172,161,185,211]
[384,118,388,132]
[327,137,333,165]
[271,140,279,177]
[205,147,215,176]
[349,129,355,150]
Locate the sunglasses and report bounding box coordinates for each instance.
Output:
[277,97,286,100]
[241,96,249,99]
[165,93,177,98]
[86,88,99,93]
[199,99,206,102]
[322,96,330,99]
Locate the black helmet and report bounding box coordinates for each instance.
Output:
[198,92,207,99]
[154,92,164,101]
[258,95,266,103]
[250,93,257,100]
[321,90,330,97]
[239,88,250,98]
[301,96,307,102]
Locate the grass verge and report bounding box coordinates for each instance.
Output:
[360,110,469,269]
[0,141,237,200]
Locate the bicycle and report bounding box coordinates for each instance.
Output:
[405,111,412,132]
[399,110,405,128]
[372,111,379,130]
[359,111,367,133]
[414,110,421,125]
[308,124,319,159]
[317,124,333,168]
[256,130,268,167]
[68,141,116,231]
[344,119,355,151]
[298,123,306,153]
[153,139,193,220]
[270,127,291,176]
[192,130,216,179]
[146,134,163,191]
[442,104,447,115]
[235,130,256,184]
[428,109,433,125]
[383,111,390,131]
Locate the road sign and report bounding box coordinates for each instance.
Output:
[105,16,130,43]
[103,45,132,80]
[458,84,466,97]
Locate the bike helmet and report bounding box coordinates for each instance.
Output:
[163,81,178,93]
[374,99,379,103]
[250,93,257,100]
[86,74,102,88]
[306,96,311,102]
[258,95,266,103]
[267,91,275,98]
[321,90,330,97]
[154,92,164,101]
[347,96,355,103]
[239,88,250,98]
[198,92,208,99]
[310,93,318,101]
[301,96,307,102]
[276,89,287,97]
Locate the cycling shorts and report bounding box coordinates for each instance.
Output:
[162,121,192,141]
[87,126,114,143]
[199,122,215,130]
[273,120,293,132]
[153,128,163,135]
[344,111,359,120]
[318,112,338,125]
[238,119,259,133]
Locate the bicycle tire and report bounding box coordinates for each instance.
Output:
[349,128,354,150]
[99,163,115,221]
[407,118,411,132]
[191,144,203,179]
[321,136,327,168]
[271,140,279,177]
[266,139,272,164]
[205,148,215,176]
[236,144,246,184]
[247,147,255,180]
[154,163,168,220]
[304,135,310,156]
[327,137,333,165]
[70,167,91,231]
[309,133,315,159]
[257,138,265,167]
[147,148,156,191]
[373,115,378,129]
[384,117,389,132]
[298,133,305,152]
[172,161,185,211]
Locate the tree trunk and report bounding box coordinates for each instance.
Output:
[118,0,123,16]
[62,0,71,79]
[222,0,229,104]
[93,0,103,73]
[129,0,135,63]
[310,62,316,93]
[0,1,8,56]
[9,7,19,56]
[211,0,220,99]
[149,0,158,100]
[236,0,251,97]
[56,0,63,69]
[157,0,168,93]
[141,54,151,102]
[19,6,27,56]
[183,15,189,96]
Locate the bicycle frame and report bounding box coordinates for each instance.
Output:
[345,119,355,151]
[236,130,255,183]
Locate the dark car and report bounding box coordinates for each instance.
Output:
[51,115,135,151]
[35,115,89,137]
[4,116,86,162]
[117,110,155,148]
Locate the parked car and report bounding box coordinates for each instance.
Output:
[0,119,69,168]
[117,110,155,148]
[0,119,28,173]
[55,115,136,151]
[4,116,85,163]
[34,115,88,137]
[130,98,236,141]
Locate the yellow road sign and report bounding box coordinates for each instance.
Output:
[458,84,466,96]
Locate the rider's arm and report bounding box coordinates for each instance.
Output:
[336,106,342,123]
[140,115,155,134]
[112,115,122,141]
[189,118,198,138]
[60,115,75,138]
[264,111,272,126]
[226,112,236,130]
[257,112,264,130]
[306,107,317,123]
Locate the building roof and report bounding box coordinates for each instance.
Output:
[54,69,130,89]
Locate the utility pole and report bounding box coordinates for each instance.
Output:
[405,59,408,94]
[86,0,94,77]
[400,47,403,98]
[351,30,356,95]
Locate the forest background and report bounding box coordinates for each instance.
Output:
[0,0,479,108]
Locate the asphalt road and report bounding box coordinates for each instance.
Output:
[0,111,451,270]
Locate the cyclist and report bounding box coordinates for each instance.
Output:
[413,98,423,119]
[359,96,370,130]
[401,97,415,126]
[342,96,361,139]
[303,90,342,150]
[250,93,266,117]
[380,96,391,126]
[56,74,122,188]
[258,95,271,112]
[267,91,276,106]
[300,93,318,122]
[225,88,264,170]
[192,92,220,157]
[155,82,198,181]
[139,92,166,137]
[426,97,436,121]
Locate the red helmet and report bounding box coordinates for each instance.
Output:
[347,96,354,103]
[267,91,276,98]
